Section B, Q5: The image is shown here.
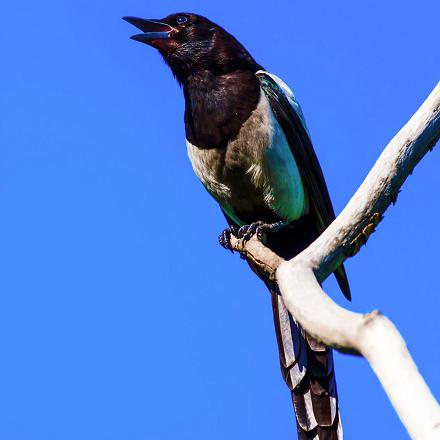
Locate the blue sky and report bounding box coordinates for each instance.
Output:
[1,0,439,439]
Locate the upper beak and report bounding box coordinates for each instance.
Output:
[122,16,176,43]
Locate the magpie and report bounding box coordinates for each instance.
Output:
[124,12,350,439]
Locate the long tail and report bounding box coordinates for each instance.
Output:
[244,219,345,439]
[271,286,342,439]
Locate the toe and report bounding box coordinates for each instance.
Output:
[218,228,235,252]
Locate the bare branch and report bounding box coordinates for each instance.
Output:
[231,82,440,439]
[298,81,440,282]
[229,235,283,281]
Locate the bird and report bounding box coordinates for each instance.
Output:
[123,12,350,439]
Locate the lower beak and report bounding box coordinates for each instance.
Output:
[122,17,174,43]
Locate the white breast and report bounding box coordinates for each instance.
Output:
[187,142,231,200]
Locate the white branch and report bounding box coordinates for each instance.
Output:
[231,82,440,439]
[301,82,440,281]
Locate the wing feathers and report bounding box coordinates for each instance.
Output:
[256,70,351,300]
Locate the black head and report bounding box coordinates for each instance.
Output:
[123,13,262,84]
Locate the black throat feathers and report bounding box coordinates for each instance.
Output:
[183,70,262,150]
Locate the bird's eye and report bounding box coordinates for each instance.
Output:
[176,16,189,25]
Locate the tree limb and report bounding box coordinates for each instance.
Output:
[230,82,440,439]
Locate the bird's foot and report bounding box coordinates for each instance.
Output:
[219,221,286,253]
[237,220,286,243]
[218,225,239,252]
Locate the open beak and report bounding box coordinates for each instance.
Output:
[122,17,176,44]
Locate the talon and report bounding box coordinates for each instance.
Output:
[256,226,265,241]
[218,226,238,252]
[220,221,287,251]
[237,221,286,243]
[237,221,264,242]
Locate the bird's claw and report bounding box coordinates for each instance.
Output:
[237,221,267,242]
[238,221,285,242]
[219,221,286,253]
[218,226,238,252]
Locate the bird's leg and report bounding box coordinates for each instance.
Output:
[218,225,239,252]
[237,220,286,243]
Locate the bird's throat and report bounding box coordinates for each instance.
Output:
[183,70,261,150]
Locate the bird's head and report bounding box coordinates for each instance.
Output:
[123,13,261,84]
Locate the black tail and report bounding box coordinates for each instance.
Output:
[271,286,342,439]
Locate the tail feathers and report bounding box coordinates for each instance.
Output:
[272,292,342,439]
[335,264,351,301]
[297,416,343,440]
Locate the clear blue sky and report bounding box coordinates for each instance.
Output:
[1,1,439,439]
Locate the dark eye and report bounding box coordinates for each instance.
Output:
[176,16,188,25]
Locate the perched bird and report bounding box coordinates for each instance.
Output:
[124,12,350,439]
